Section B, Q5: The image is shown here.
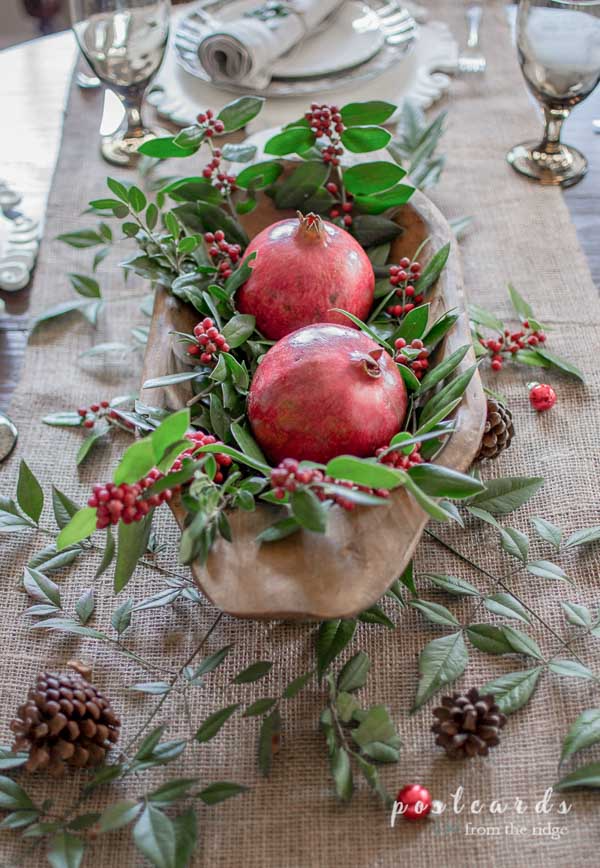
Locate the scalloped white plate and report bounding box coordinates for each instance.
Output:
[0,187,40,292]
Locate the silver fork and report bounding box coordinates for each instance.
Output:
[457,4,486,74]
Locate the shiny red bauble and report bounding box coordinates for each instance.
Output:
[247,323,408,465]
[395,784,432,822]
[528,382,557,412]
[236,212,374,340]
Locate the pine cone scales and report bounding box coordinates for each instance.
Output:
[432,687,507,759]
[10,669,120,777]
[477,398,514,460]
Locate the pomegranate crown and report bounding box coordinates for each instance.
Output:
[296,211,325,239]
[351,347,385,379]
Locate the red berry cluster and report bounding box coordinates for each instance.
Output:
[270,458,390,512]
[305,104,345,167]
[204,230,241,280]
[88,469,173,530]
[170,430,233,483]
[325,181,354,227]
[386,258,424,318]
[186,316,230,364]
[77,400,134,432]
[376,441,423,470]
[394,338,430,380]
[196,108,225,137]
[480,320,547,372]
[201,147,238,195]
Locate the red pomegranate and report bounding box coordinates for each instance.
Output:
[236,212,374,340]
[247,324,408,465]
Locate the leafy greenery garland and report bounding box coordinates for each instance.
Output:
[0,97,595,865]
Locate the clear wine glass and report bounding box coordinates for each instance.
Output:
[507,0,600,187]
[69,0,171,167]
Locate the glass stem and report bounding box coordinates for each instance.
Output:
[118,85,147,139]
[540,106,568,154]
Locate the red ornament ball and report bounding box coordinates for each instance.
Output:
[247,323,407,465]
[236,212,374,340]
[528,382,556,412]
[395,784,432,822]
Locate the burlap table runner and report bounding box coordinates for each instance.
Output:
[2,2,600,865]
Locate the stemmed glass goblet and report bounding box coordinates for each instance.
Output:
[507,0,600,187]
[69,0,171,167]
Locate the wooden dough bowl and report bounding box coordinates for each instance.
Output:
[141,187,486,621]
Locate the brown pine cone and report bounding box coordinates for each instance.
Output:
[10,665,120,777]
[476,398,514,460]
[432,687,506,759]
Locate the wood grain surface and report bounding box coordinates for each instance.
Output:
[139,187,486,620]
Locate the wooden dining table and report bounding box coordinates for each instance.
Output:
[1,28,599,413]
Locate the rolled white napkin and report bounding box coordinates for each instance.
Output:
[198,0,343,89]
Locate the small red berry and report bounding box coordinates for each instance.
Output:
[529,382,556,412]
[77,408,87,417]
[395,784,432,822]
[83,419,94,429]
[399,257,410,269]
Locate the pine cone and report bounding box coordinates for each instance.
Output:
[477,398,514,460]
[432,687,506,759]
[10,665,120,777]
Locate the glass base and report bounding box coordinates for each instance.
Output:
[101,125,169,168]
[506,140,588,188]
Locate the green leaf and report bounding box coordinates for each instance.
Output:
[96,526,116,579]
[531,516,562,549]
[331,308,392,350]
[418,345,470,393]
[419,364,477,426]
[99,800,141,833]
[351,214,402,247]
[549,660,593,680]
[316,619,357,678]
[358,605,395,629]
[423,311,459,350]
[561,601,593,628]
[413,631,468,710]
[52,487,80,530]
[0,809,38,829]
[468,303,504,333]
[68,273,101,298]
[355,184,413,214]
[57,229,103,248]
[139,137,196,159]
[47,831,85,868]
[466,625,514,655]
[325,455,404,490]
[75,589,95,625]
[111,599,133,635]
[198,442,269,474]
[408,464,484,499]
[264,126,315,156]
[484,593,530,624]
[218,95,265,131]
[147,779,199,806]
[410,599,460,627]
[235,160,283,190]
[351,705,398,749]
[133,805,176,868]
[256,516,301,544]
[507,283,535,321]
[113,438,156,486]
[233,661,273,684]
[426,573,479,596]
[341,125,391,153]
[481,667,542,713]
[341,101,396,126]
[191,645,232,679]
[143,371,202,390]
[56,507,96,551]
[114,512,153,593]
[565,526,600,548]
[501,626,544,660]
[527,559,570,582]
[273,161,328,209]
[23,566,60,607]
[343,161,406,195]
[561,709,600,763]
[0,775,35,810]
[331,747,353,801]
[195,704,239,743]
[282,671,313,699]
[556,761,600,791]
[16,460,43,524]
[534,347,584,382]
[221,142,257,162]
[290,488,327,533]
[500,527,530,563]
[415,243,450,295]
[402,475,450,522]
[231,423,267,465]
[337,652,370,692]
[42,411,84,427]
[31,618,109,640]
[130,682,171,695]
[31,298,96,331]
[221,314,256,348]
[243,698,278,717]
[469,476,544,515]
[151,409,190,465]
[258,708,281,777]
[392,303,430,343]
[76,425,108,467]
[198,782,248,805]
